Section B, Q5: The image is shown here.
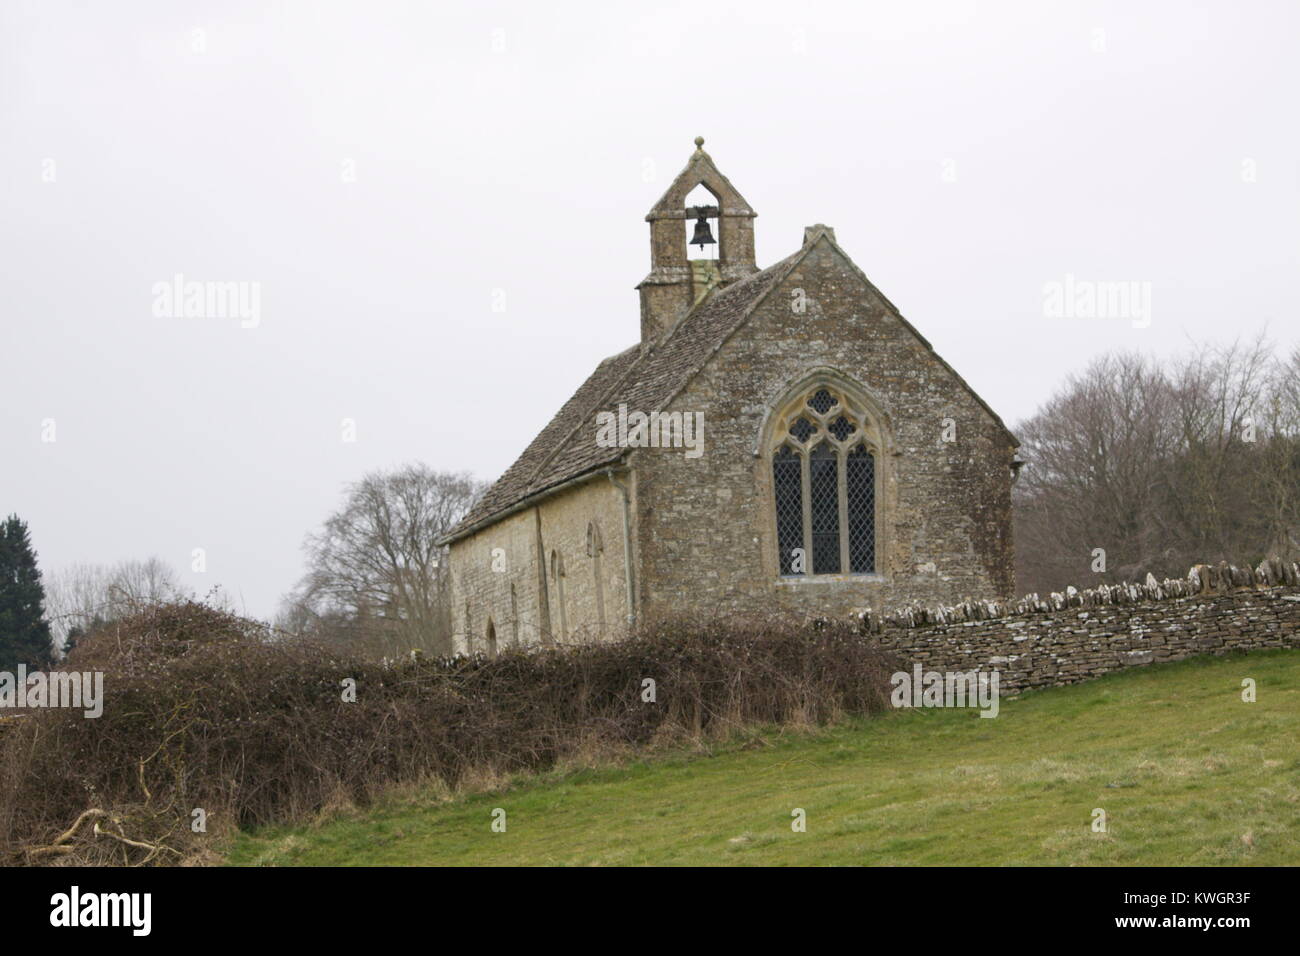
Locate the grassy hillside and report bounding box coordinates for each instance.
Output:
[229,649,1300,866]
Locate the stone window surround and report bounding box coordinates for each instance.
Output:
[757,368,893,583]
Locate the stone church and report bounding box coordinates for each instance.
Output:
[441,138,1019,654]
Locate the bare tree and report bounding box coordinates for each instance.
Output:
[44,557,185,651]
[282,464,484,657]
[1014,352,1176,588]
[1162,335,1275,560]
[1256,345,1300,558]
[1014,336,1299,596]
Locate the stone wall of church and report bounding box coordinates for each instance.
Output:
[630,235,1017,624]
[448,475,630,653]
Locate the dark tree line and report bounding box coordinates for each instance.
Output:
[0,515,54,670]
[1013,337,1300,596]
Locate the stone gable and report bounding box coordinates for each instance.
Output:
[445,140,1017,652]
[630,231,1016,625]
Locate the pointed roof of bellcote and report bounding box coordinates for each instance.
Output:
[645,137,757,220]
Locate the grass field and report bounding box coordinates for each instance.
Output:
[228,649,1300,866]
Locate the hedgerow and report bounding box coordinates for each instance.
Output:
[0,602,898,865]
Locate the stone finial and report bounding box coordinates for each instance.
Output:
[694,135,705,149]
[803,224,837,246]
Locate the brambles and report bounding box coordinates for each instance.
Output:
[0,602,898,866]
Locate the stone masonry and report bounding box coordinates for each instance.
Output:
[442,139,1019,652]
[864,558,1300,695]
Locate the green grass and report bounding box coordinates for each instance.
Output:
[228,650,1300,866]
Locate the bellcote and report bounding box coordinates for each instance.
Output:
[637,137,758,343]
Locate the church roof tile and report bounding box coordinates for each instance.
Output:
[441,254,798,543]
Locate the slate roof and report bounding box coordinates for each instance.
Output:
[442,234,1017,544]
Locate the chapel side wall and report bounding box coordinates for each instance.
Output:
[449,506,542,653]
[450,477,629,651]
[534,477,630,644]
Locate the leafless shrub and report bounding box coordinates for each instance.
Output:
[0,602,898,866]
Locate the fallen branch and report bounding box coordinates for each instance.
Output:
[23,807,181,865]
[23,808,108,861]
[92,820,181,864]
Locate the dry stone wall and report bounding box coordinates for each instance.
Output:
[863,558,1300,694]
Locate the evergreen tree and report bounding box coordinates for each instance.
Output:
[0,514,54,670]
[62,614,109,659]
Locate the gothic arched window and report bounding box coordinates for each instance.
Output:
[770,383,879,577]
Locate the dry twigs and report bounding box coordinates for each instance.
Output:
[3,601,899,866]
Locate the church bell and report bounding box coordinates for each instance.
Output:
[689,208,717,251]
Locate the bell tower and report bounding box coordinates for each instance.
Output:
[637,137,758,343]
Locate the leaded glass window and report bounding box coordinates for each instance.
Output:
[846,443,876,573]
[770,382,880,577]
[773,445,804,575]
[809,444,840,573]
[809,388,838,414]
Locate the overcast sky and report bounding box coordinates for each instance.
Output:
[3,0,1297,621]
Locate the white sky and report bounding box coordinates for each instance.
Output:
[3,0,1297,620]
